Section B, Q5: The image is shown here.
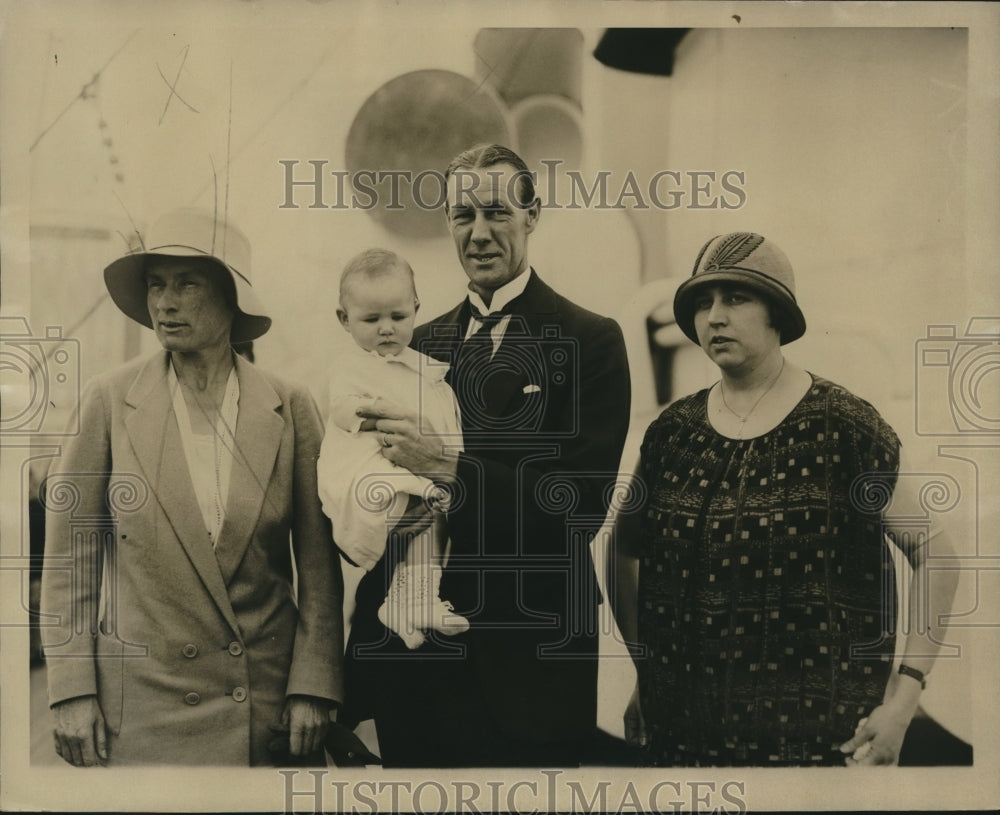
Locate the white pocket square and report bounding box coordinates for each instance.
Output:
[522,384,542,394]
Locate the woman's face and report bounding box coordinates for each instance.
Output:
[145,259,235,355]
[693,284,781,372]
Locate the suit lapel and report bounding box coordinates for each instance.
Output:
[422,270,563,431]
[477,270,559,421]
[415,300,467,376]
[212,355,283,586]
[123,353,240,634]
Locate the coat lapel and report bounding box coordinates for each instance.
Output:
[479,270,559,420]
[123,352,241,634]
[415,299,467,376]
[422,271,563,432]
[212,354,283,586]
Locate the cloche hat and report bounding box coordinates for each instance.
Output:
[103,208,272,344]
[672,232,806,345]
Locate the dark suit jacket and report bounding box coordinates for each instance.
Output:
[41,351,345,765]
[347,270,630,747]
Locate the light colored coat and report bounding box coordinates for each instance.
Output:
[41,351,345,766]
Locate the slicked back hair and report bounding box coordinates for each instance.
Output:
[444,143,537,208]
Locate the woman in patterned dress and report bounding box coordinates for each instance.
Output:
[610,233,957,766]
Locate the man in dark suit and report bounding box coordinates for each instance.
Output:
[344,144,631,766]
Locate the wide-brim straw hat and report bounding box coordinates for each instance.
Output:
[673,232,806,345]
[103,208,272,344]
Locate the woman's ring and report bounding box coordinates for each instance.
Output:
[382,433,391,448]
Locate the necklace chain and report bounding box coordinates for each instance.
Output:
[720,359,785,438]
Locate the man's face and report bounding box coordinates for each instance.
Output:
[445,163,540,303]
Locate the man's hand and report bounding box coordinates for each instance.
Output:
[283,695,331,757]
[53,695,108,767]
[358,399,458,482]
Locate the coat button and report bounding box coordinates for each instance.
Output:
[184,692,200,705]
[232,686,247,703]
[182,644,198,658]
[227,641,243,656]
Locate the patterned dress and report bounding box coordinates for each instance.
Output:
[635,376,900,766]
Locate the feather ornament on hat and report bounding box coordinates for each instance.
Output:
[673,232,806,345]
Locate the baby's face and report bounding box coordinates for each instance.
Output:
[338,270,417,357]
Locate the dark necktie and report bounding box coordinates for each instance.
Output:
[467,305,508,339]
[451,297,541,434]
[448,304,509,415]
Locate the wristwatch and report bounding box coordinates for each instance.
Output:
[898,663,927,690]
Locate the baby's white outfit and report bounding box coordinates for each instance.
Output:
[317,343,462,571]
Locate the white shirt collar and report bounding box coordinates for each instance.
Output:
[347,341,446,382]
[467,265,532,316]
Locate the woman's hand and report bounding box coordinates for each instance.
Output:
[838,700,914,766]
[53,694,108,766]
[623,683,648,748]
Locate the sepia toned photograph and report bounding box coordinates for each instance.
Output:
[1,0,997,811]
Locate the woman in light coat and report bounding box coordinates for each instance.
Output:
[41,209,345,766]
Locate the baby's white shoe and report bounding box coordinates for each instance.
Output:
[377,565,426,650]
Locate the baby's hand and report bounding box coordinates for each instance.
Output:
[425,484,452,511]
[353,395,380,431]
[356,396,409,422]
